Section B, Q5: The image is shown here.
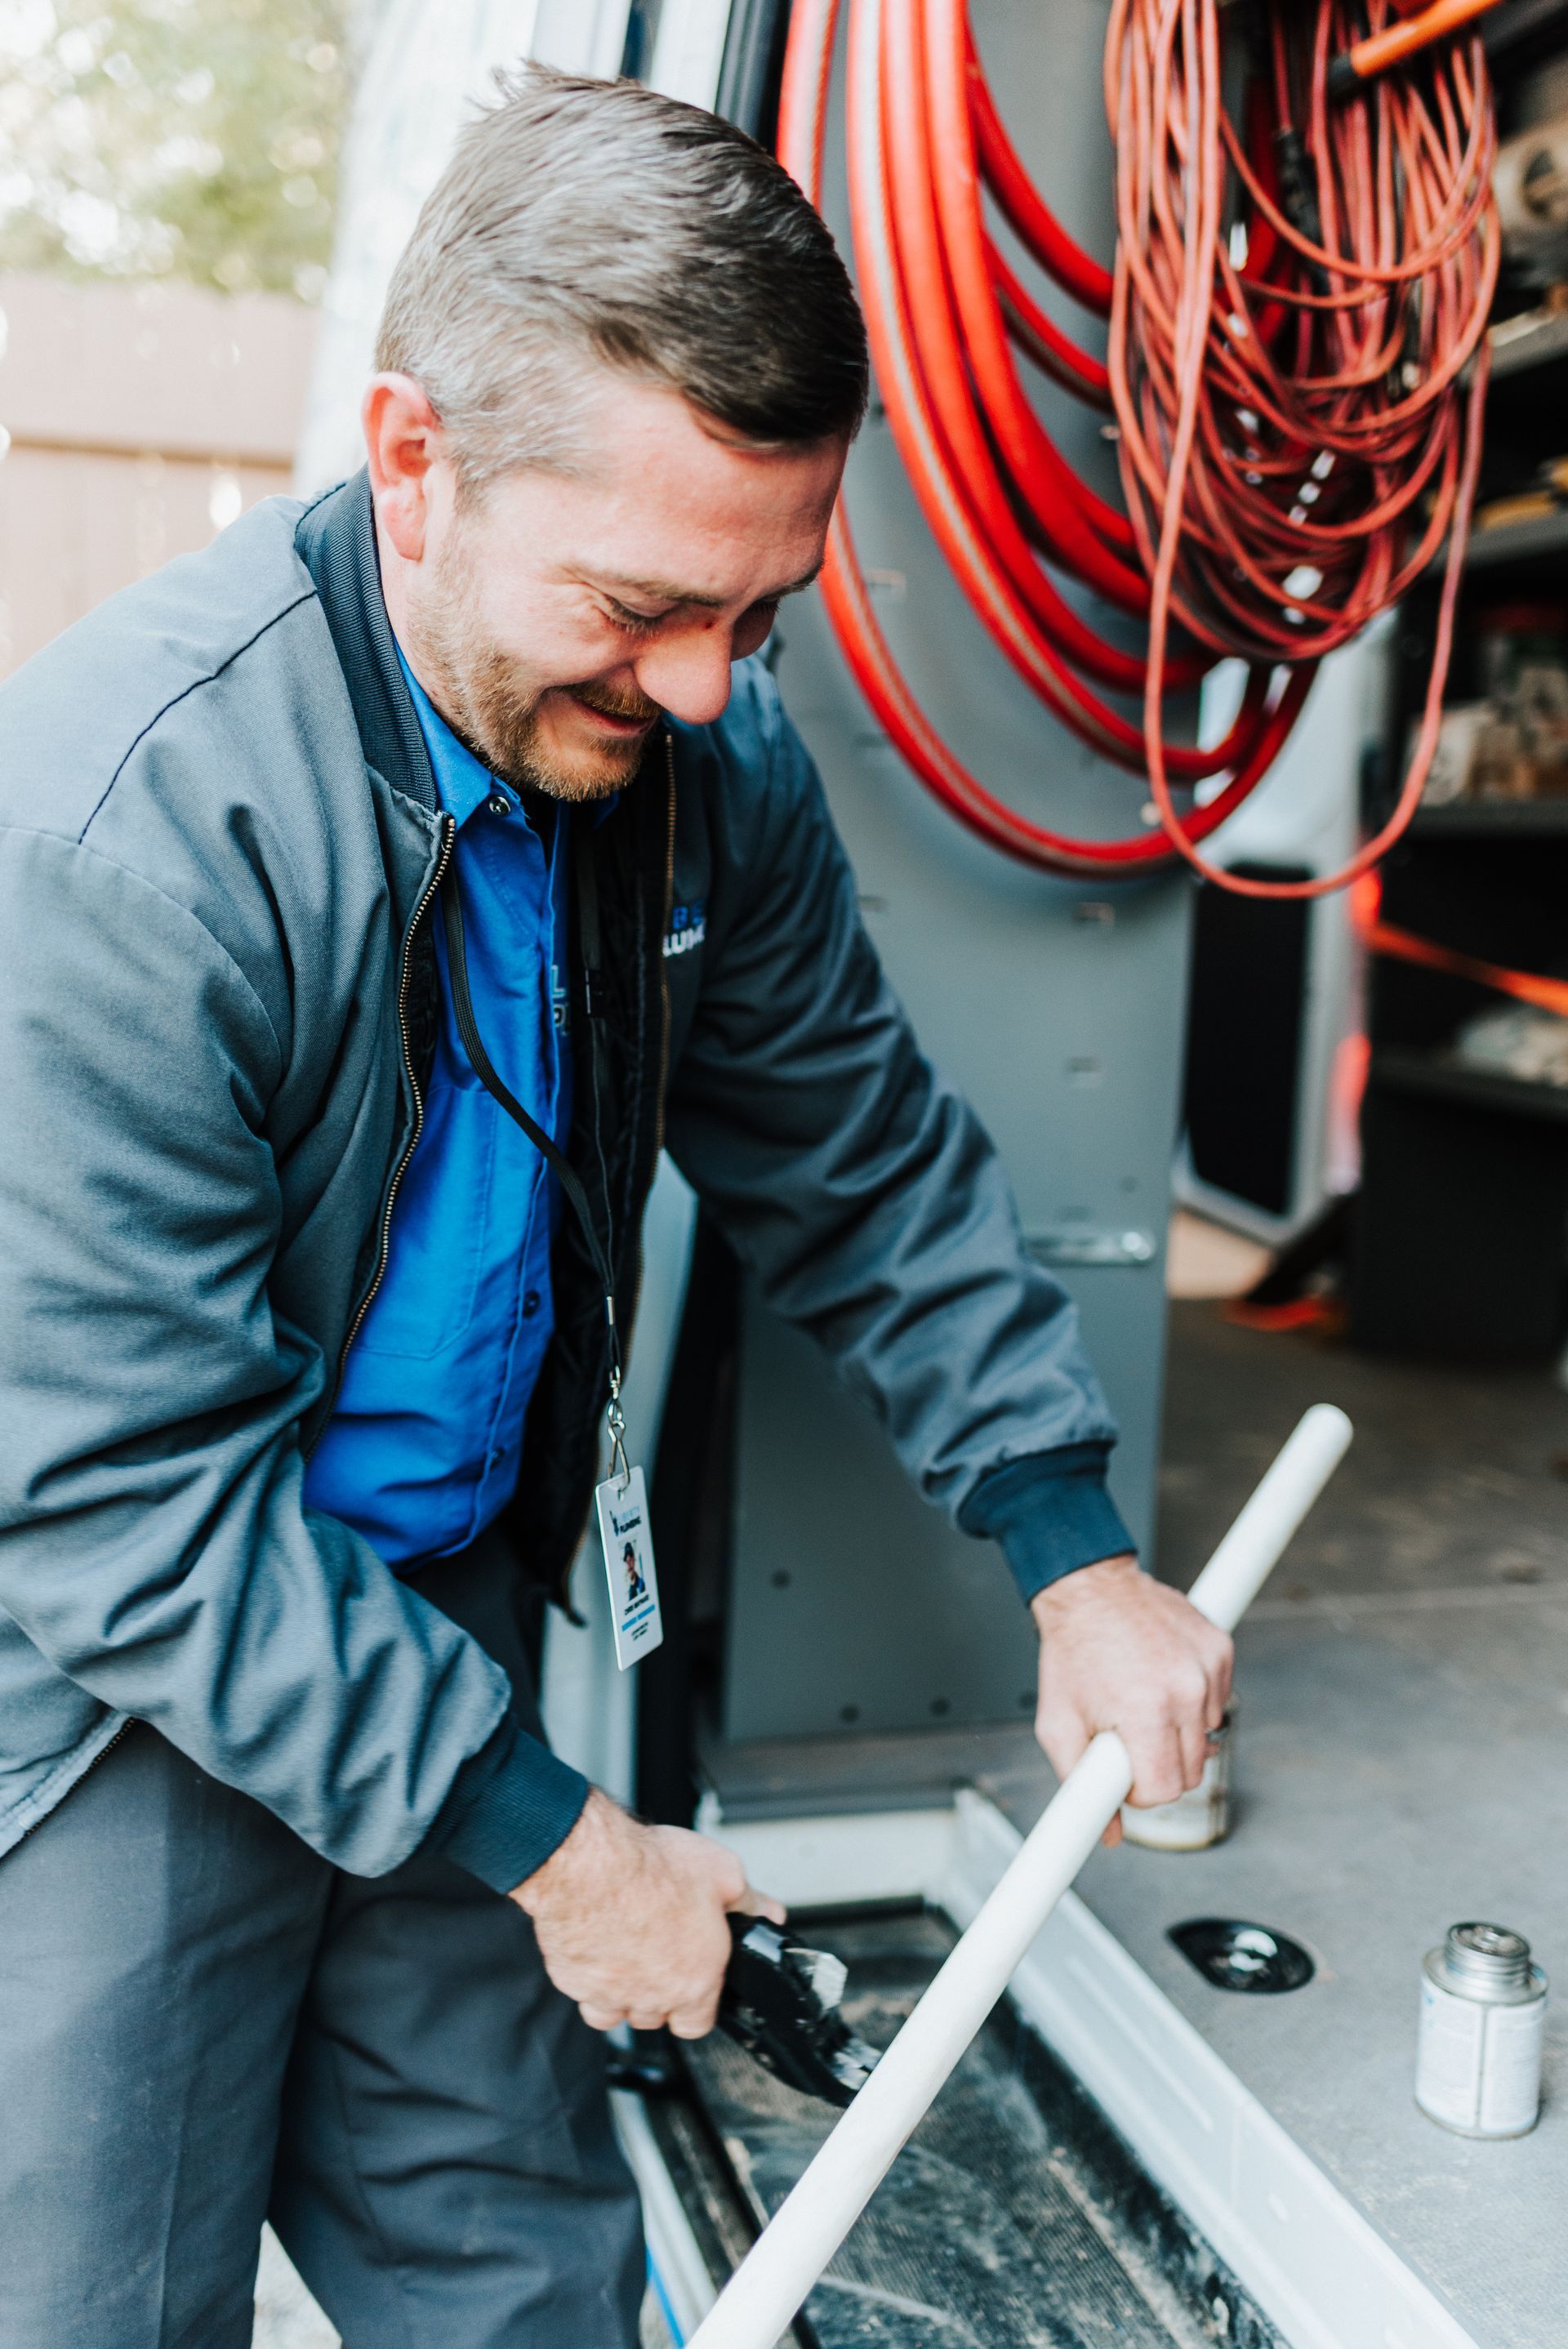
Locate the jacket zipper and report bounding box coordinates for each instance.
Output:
[7,1714,136,1855]
[310,812,457,1442]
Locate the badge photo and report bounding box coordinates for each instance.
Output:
[595,1464,664,1670]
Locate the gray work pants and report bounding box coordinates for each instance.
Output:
[0,1536,644,2349]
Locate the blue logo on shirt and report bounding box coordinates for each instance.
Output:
[663,902,706,959]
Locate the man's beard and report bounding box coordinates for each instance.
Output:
[414,536,662,802]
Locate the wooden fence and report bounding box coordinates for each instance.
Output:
[0,271,318,678]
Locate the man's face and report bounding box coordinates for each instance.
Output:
[380,375,845,800]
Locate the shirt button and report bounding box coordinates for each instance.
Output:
[522,1290,541,1318]
[486,791,512,818]
[487,1446,504,1469]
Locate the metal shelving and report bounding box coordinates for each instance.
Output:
[1460,505,1568,568]
[1411,799,1568,836]
[1373,1044,1568,1125]
[1489,307,1568,381]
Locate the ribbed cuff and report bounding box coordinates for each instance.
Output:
[958,1442,1136,1605]
[428,1713,590,1895]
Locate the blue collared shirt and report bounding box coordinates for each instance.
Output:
[302,654,570,1567]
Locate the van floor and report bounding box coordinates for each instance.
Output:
[665,1905,1267,2347]
[700,1304,1568,2349]
[1017,1302,1568,2349]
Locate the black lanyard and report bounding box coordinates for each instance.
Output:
[438,819,629,1476]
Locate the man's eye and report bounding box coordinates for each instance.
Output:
[606,601,664,635]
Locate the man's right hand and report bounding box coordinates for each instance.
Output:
[510,1788,785,2039]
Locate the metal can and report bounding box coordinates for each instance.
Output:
[1415,1922,1548,2139]
[1120,1707,1233,1852]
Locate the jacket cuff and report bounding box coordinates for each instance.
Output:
[958,1442,1136,1605]
[427,1714,590,1895]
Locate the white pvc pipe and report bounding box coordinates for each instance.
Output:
[688,1403,1353,2349]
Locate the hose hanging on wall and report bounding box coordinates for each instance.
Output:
[777,0,1497,894]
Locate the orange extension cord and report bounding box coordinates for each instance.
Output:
[777,0,1498,894]
[1352,873,1568,1016]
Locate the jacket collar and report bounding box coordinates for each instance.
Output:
[294,468,438,817]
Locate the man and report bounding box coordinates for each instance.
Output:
[0,67,1231,2349]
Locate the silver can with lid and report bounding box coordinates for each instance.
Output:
[1415,1922,1548,2139]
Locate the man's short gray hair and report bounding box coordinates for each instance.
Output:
[376,65,869,489]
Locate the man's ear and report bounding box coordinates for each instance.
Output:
[363,373,445,563]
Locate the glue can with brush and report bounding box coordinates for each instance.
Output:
[1415,1922,1548,2139]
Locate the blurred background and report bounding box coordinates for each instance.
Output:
[0,0,351,675]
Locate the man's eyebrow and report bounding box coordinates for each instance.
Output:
[589,559,824,609]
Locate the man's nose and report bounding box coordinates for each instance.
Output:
[634,622,736,728]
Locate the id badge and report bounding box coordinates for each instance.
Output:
[595,1464,664,1670]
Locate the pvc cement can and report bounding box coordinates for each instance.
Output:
[1415,1922,1548,2139]
[1120,1707,1232,1852]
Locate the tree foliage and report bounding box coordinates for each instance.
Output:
[0,0,355,299]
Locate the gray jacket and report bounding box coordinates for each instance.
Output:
[0,477,1129,1884]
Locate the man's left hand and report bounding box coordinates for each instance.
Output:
[1029,1555,1232,1848]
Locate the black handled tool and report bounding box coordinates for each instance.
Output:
[716,1915,880,2109]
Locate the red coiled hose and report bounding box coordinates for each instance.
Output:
[777,0,1496,894]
